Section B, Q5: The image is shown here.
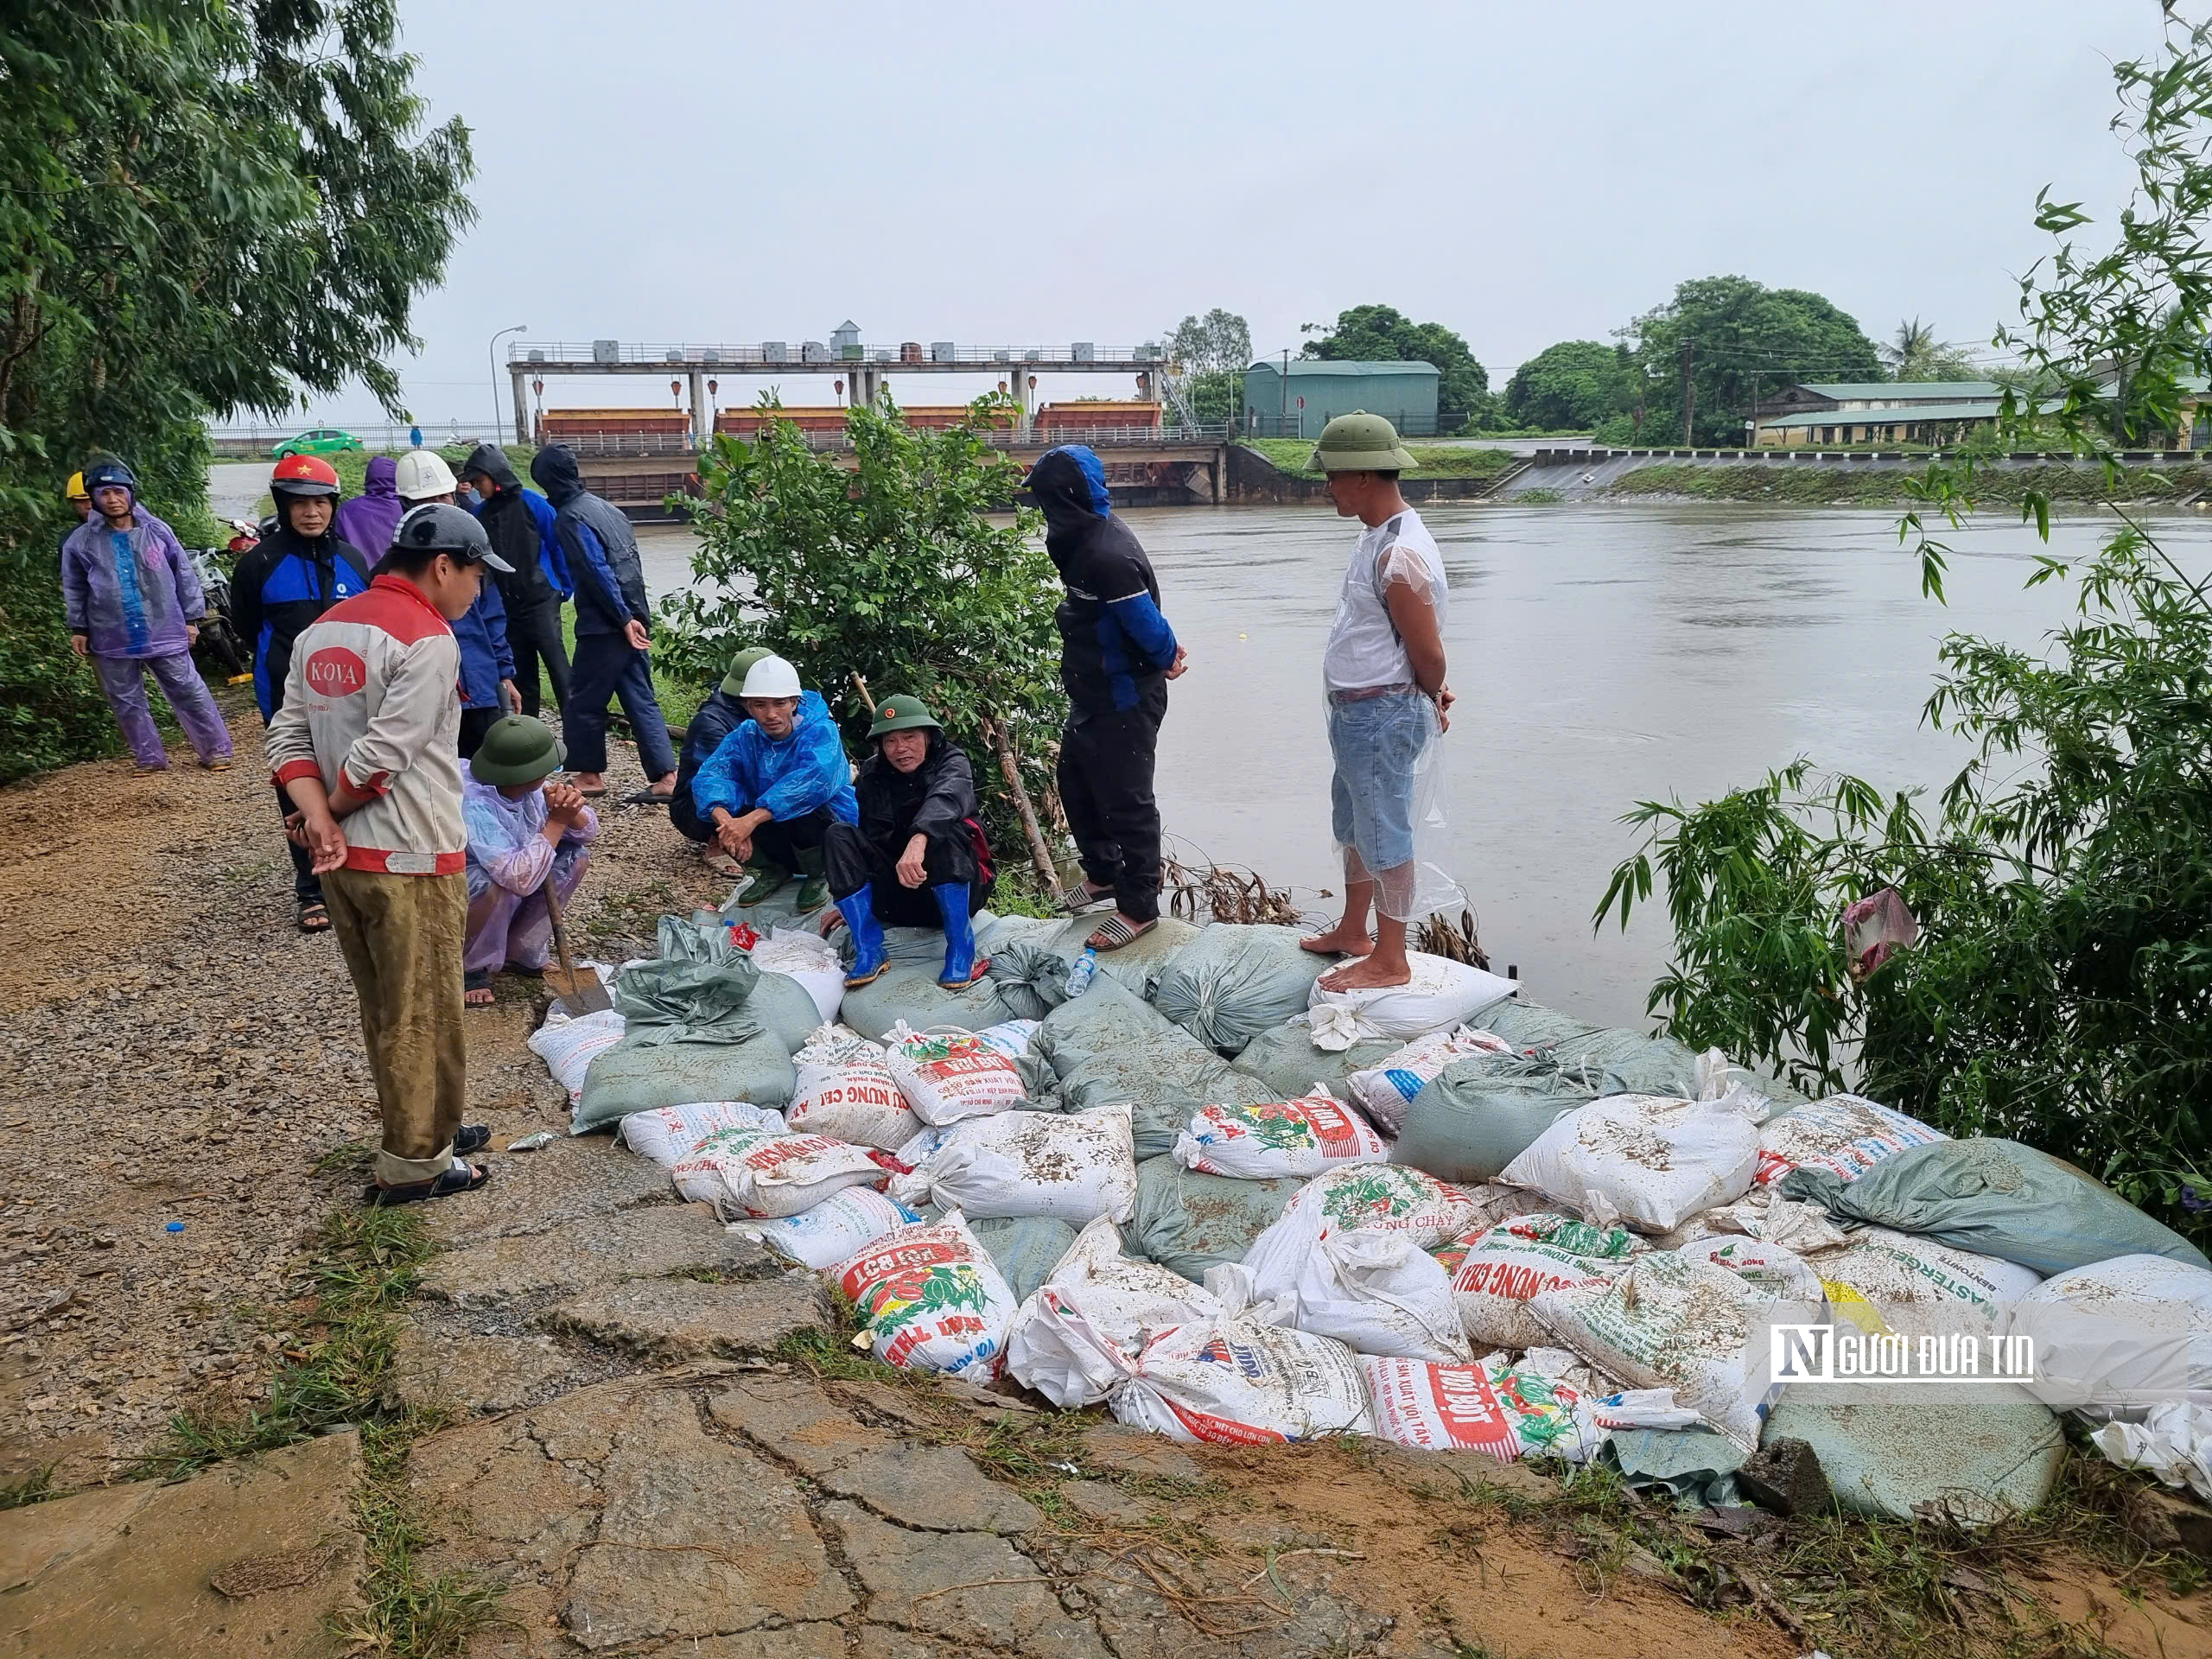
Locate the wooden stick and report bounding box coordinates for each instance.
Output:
[983,713,1064,904]
[850,670,876,718]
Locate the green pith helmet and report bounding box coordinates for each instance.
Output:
[867,694,942,739]
[1309,410,1419,473]
[721,645,774,696]
[469,715,566,786]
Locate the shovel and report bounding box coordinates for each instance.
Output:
[541,872,613,1016]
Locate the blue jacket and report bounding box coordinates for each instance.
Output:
[452,578,515,709]
[1028,445,1178,715]
[530,445,649,639]
[690,690,857,824]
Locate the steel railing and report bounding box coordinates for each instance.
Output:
[506,340,1173,371]
[544,423,1230,458]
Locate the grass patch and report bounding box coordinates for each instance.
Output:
[1515,487,1565,504]
[1237,439,1517,480]
[554,604,709,737]
[0,1467,59,1510]
[1605,460,2212,506]
[135,1204,504,1657]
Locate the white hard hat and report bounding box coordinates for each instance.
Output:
[394,448,459,501]
[740,654,803,699]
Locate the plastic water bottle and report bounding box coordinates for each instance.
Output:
[1065,947,1099,997]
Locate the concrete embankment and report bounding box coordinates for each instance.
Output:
[1497,445,2212,503]
[1226,443,1522,504]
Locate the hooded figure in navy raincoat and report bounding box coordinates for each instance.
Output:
[1027,445,1184,946]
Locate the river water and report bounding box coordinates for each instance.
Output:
[640,503,2206,1029]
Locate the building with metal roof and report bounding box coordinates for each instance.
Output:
[1750,378,2005,446]
[1242,359,1440,439]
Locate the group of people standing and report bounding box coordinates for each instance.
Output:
[54,410,1454,1205]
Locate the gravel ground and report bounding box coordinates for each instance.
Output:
[0,690,725,1488]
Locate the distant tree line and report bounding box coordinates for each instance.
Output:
[1174,284,1992,443]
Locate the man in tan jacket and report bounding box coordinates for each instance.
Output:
[268,504,515,1205]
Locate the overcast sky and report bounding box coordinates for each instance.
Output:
[285,0,2176,432]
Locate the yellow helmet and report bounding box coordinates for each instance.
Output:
[65,471,87,502]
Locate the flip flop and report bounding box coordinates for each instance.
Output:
[1060,882,1115,915]
[1086,915,1156,952]
[620,788,670,806]
[363,1162,489,1206]
[574,783,608,799]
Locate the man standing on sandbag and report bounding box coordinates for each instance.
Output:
[267,503,512,1205]
[824,694,995,992]
[1297,412,1459,991]
[1026,445,1186,953]
[690,653,856,912]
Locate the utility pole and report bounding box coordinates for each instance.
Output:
[1281,347,1289,438]
[1680,337,1695,447]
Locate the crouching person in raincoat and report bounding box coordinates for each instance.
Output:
[826,695,995,991]
[461,715,599,1007]
[690,653,856,912]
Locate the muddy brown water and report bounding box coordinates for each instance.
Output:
[640,503,2211,1029]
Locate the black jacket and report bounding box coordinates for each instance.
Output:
[464,442,556,613]
[1027,446,1177,715]
[855,732,991,877]
[529,444,651,639]
[229,497,372,720]
[676,687,747,804]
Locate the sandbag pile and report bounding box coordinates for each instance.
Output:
[525,920,2212,1516]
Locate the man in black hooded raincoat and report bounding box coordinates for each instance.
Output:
[1024,444,1186,950]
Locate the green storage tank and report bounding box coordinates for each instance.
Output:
[1241,359,1440,440]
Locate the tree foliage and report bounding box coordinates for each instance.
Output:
[1615,276,1884,445]
[1598,25,2212,1237]
[1883,317,1984,383]
[1301,304,1492,431]
[664,397,1065,857]
[0,2,474,781]
[1165,308,1252,378]
[1503,340,1637,432]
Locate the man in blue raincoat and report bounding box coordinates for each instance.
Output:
[690,653,856,912]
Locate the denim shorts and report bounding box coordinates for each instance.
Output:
[1327,690,1433,871]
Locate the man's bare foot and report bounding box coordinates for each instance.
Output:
[1318,955,1414,992]
[570,771,607,798]
[647,773,676,798]
[1300,925,1375,957]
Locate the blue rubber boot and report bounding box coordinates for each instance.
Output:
[837,887,887,988]
[933,883,983,988]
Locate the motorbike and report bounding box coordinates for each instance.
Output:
[186,522,254,680]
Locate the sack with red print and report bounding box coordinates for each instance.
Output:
[833,1211,1019,1379]
[881,1022,1029,1124]
[1171,1089,1386,1179]
[1102,1302,1376,1445]
[1362,1352,1603,1463]
[788,1026,919,1151]
[1440,1212,1640,1350]
[669,1124,883,1219]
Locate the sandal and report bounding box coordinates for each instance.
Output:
[364,1162,489,1206]
[1061,881,1115,915]
[297,900,331,934]
[1085,914,1157,952]
[454,1125,492,1155]
[620,787,670,806]
[200,755,234,772]
[464,969,495,1007]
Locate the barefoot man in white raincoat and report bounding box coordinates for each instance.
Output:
[1298,412,1462,989]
